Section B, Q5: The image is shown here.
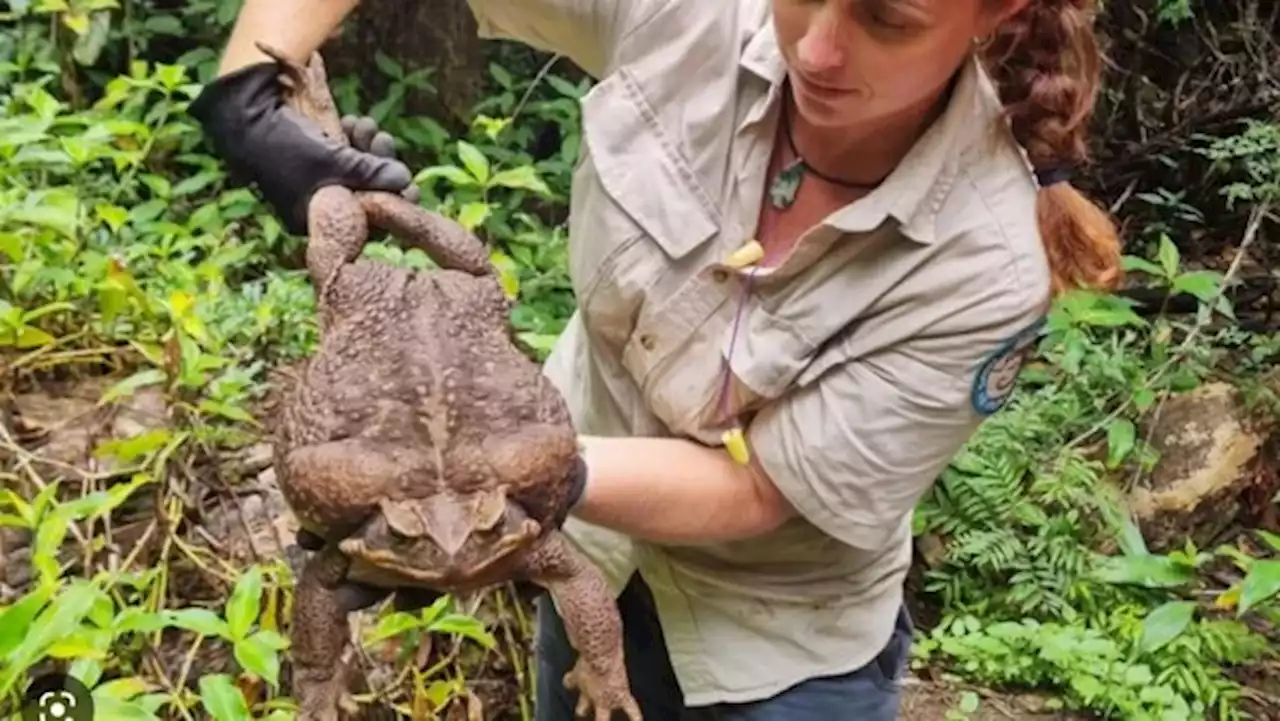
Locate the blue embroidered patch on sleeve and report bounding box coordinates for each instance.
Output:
[970,317,1046,416]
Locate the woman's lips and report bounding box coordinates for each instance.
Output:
[794,73,853,100]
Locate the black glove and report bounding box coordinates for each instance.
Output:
[188,61,417,235]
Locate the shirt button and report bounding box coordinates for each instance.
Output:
[711,268,729,283]
[640,334,656,350]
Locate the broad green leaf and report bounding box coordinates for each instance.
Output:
[1257,530,1280,553]
[226,566,264,639]
[197,399,257,425]
[414,165,477,187]
[15,326,56,348]
[164,608,230,638]
[1121,256,1164,277]
[0,580,99,696]
[1157,235,1180,277]
[1172,271,1222,302]
[234,633,281,688]
[455,141,490,184]
[428,613,496,648]
[1138,600,1196,653]
[91,696,161,721]
[489,165,552,196]
[1105,418,1136,469]
[489,249,520,299]
[93,676,152,700]
[100,369,166,404]
[199,674,251,721]
[457,202,492,232]
[1090,554,1197,589]
[0,587,54,657]
[1238,560,1280,615]
[366,612,423,646]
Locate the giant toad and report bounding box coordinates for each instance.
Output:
[257,43,640,721]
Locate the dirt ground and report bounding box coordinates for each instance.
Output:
[899,677,1097,720]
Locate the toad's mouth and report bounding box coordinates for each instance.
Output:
[339,517,541,587]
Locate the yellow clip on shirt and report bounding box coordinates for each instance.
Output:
[722,426,751,465]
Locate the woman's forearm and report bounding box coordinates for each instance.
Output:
[572,435,796,545]
[217,0,360,75]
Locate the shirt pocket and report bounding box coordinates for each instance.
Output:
[569,67,721,355]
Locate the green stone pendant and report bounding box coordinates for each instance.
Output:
[769,159,805,209]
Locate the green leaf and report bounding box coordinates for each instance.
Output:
[1171,270,1222,302]
[92,676,152,701]
[1157,235,1180,277]
[1105,418,1136,469]
[489,249,520,299]
[1238,560,1280,615]
[233,633,281,688]
[1132,388,1157,412]
[365,611,423,646]
[488,165,552,196]
[1090,554,1197,589]
[196,399,257,425]
[455,141,490,184]
[0,586,54,657]
[91,696,161,721]
[1257,530,1280,553]
[14,326,56,348]
[414,165,478,188]
[198,674,251,721]
[0,580,98,696]
[100,369,166,404]
[225,566,263,639]
[1138,600,1196,653]
[1121,255,1165,277]
[428,613,496,648]
[164,608,230,638]
[457,202,492,232]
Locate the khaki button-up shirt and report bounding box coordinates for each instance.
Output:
[470,0,1053,706]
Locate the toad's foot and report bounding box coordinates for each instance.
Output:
[517,531,641,721]
[563,658,643,721]
[292,546,361,721]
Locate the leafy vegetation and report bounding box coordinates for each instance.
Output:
[2,1,1278,720]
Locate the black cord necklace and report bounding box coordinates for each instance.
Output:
[768,79,890,210]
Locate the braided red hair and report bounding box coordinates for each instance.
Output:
[981,0,1123,296]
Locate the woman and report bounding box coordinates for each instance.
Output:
[191,1,1123,719]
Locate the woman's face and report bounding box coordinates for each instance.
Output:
[771,0,1028,129]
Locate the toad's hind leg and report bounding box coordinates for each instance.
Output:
[291,547,360,721]
[516,531,641,721]
[358,192,491,277]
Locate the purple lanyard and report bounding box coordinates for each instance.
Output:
[716,247,764,466]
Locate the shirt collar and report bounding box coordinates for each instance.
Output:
[738,20,1011,245]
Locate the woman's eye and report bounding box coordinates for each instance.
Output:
[869,9,912,30]
[857,0,925,32]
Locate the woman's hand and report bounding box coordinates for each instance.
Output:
[188,62,416,235]
[190,0,417,234]
[569,435,796,544]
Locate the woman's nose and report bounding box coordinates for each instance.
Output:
[795,16,845,73]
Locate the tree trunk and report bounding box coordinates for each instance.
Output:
[323,0,489,132]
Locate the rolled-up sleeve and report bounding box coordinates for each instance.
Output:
[747,298,1047,552]
[465,0,664,78]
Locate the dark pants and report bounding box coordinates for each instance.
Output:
[533,574,911,721]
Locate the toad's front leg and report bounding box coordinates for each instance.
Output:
[305,184,372,292]
[292,546,361,721]
[516,531,641,721]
